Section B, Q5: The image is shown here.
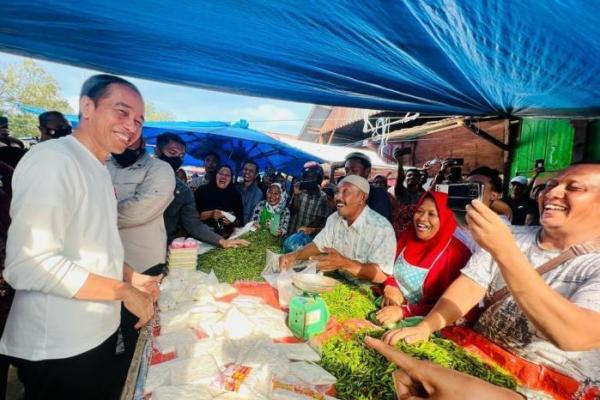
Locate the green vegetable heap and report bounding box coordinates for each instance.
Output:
[319,329,517,400]
[321,282,377,322]
[197,228,282,283]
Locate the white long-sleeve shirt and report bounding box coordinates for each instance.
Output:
[0,136,124,360]
[108,153,175,272]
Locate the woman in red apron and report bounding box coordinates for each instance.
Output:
[376,191,472,325]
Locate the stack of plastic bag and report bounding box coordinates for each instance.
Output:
[168,238,200,269]
[147,267,340,399]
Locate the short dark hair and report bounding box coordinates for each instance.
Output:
[0,116,8,128]
[156,132,186,151]
[469,166,503,193]
[243,160,259,173]
[80,74,141,105]
[38,111,66,127]
[345,152,372,170]
[204,151,220,161]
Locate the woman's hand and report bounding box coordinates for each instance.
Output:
[364,336,523,400]
[382,323,432,345]
[383,285,404,307]
[212,209,224,221]
[376,305,404,326]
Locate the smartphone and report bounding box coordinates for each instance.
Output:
[447,158,464,166]
[535,159,545,172]
[446,182,484,212]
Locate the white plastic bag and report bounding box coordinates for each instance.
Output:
[275,343,321,362]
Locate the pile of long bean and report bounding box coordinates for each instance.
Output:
[197,228,282,283]
[319,329,517,400]
[321,282,377,322]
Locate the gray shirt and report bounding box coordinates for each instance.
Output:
[461,226,600,385]
[236,182,263,225]
[108,153,175,273]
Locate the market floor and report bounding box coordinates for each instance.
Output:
[6,366,23,400]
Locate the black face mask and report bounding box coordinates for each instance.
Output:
[159,154,183,172]
[112,147,146,168]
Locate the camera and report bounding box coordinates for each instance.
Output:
[440,182,484,211]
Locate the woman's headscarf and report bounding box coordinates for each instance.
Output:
[396,191,458,268]
[265,183,288,214]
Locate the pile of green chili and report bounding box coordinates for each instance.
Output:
[319,329,517,400]
[321,282,377,322]
[197,228,282,283]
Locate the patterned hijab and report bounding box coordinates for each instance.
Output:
[265,183,288,214]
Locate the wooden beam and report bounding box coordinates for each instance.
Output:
[464,120,510,151]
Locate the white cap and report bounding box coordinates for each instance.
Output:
[510,176,528,185]
[339,175,370,195]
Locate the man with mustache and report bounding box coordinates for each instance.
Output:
[280,175,396,283]
[381,163,600,398]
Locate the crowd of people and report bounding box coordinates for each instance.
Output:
[0,73,598,400]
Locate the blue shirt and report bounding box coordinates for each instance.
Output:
[236,182,263,224]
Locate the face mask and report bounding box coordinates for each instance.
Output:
[112,147,145,168]
[159,154,183,172]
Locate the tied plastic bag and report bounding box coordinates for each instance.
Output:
[262,251,318,308]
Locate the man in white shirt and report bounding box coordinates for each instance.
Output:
[0,74,159,400]
[279,175,396,283]
[108,135,175,378]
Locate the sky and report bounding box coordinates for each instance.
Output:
[0,52,312,136]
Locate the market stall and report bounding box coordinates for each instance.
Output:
[121,229,598,400]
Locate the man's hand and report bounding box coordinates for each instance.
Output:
[131,272,162,301]
[279,253,297,271]
[365,336,523,400]
[121,284,155,329]
[382,323,432,345]
[393,148,404,163]
[310,247,347,272]
[376,306,404,326]
[293,182,301,196]
[466,199,517,258]
[383,285,404,307]
[219,239,250,249]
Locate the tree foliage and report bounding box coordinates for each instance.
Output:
[0,59,73,138]
[144,101,175,121]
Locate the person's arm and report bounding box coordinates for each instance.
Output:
[365,336,524,400]
[383,274,487,344]
[279,242,321,270]
[117,161,176,229]
[279,208,291,236]
[394,150,406,198]
[251,202,263,223]
[179,188,223,246]
[434,160,449,186]
[467,199,600,350]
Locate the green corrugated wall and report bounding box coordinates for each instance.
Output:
[510,119,574,178]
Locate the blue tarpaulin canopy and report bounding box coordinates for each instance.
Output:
[1,1,599,117]
[18,104,323,174]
